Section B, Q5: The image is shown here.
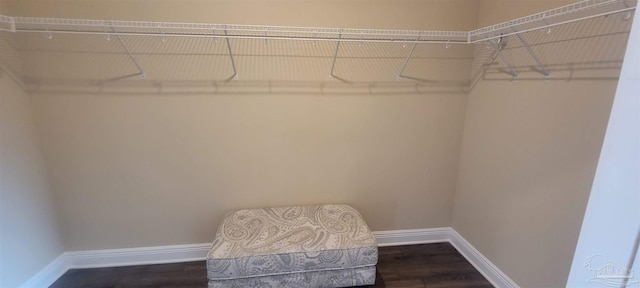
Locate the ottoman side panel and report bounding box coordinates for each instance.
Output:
[207,204,378,280]
[208,265,377,288]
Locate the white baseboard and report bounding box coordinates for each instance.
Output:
[20,254,68,288]
[65,243,211,269]
[20,243,210,288]
[449,229,520,288]
[21,228,518,288]
[373,227,451,246]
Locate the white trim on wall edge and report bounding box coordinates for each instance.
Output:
[19,254,68,288]
[21,228,519,288]
[448,229,520,288]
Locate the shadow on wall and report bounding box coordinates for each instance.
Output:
[0,28,474,94]
[470,12,634,86]
[15,79,471,96]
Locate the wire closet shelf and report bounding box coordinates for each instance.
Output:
[0,0,635,43]
[0,0,637,91]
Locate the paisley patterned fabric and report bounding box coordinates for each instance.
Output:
[208,266,376,288]
[207,204,377,287]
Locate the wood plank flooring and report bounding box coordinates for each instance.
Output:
[50,243,493,288]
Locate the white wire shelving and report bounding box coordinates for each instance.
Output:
[1,17,469,44]
[0,0,635,43]
[0,0,636,90]
[468,0,636,42]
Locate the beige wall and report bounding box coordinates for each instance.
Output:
[10,0,477,251]
[475,0,575,27]
[452,79,617,287]
[0,71,64,287]
[4,0,479,30]
[33,90,468,250]
[451,2,624,287]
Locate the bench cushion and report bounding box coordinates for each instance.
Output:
[207,204,377,282]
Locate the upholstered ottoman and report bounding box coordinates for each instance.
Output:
[207,204,378,288]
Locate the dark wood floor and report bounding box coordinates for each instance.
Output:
[50,243,493,288]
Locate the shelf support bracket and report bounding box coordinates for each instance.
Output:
[488,39,518,80]
[115,34,146,79]
[513,29,550,80]
[397,36,420,81]
[224,29,239,81]
[329,31,342,80]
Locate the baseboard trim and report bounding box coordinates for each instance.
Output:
[373,227,451,247]
[21,228,518,288]
[20,254,68,288]
[66,243,212,269]
[449,229,520,288]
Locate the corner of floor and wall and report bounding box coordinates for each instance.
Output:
[2,1,639,288]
